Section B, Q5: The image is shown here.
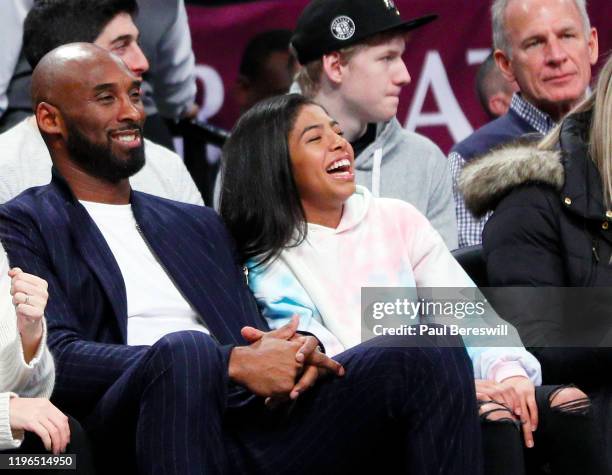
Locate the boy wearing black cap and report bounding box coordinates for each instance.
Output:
[292,0,457,249]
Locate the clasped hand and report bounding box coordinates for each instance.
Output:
[229,316,344,403]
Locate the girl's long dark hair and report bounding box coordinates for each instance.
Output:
[219,94,317,267]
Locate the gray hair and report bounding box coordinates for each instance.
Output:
[491,0,591,56]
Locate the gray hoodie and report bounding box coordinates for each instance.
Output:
[354,118,458,249]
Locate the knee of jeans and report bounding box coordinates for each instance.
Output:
[479,401,520,427]
[549,386,591,415]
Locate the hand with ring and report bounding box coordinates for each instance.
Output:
[9,267,49,362]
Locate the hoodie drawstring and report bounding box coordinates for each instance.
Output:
[371,147,382,198]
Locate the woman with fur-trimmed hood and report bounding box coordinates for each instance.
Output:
[460,56,612,470]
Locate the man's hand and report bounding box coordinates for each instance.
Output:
[9,397,70,455]
[10,268,49,363]
[475,377,538,448]
[228,318,304,398]
[241,316,344,400]
[289,333,344,399]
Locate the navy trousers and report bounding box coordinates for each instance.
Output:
[85,330,481,474]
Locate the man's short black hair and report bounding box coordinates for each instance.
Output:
[239,29,293,81]
[23,0,139,69]
[476,51,511,118]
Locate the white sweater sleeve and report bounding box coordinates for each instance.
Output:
[0,251,55,449]
[0,392,21,450]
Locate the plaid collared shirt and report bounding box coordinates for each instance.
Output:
[449,94,556,248]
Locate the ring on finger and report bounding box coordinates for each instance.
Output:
[24,294,30,305]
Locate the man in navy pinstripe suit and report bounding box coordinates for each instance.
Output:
[0,43,482,474]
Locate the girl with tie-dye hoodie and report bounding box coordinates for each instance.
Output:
[219,94,602,475]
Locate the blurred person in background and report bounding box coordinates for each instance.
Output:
[234,29,298,114]
[133,0,200,149]
[212,29,298,206]
[0,0,31,124]
[476,52,519,120]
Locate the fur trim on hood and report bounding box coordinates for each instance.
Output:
[459,145,564,217]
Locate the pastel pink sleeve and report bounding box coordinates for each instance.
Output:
[491,360,529,383]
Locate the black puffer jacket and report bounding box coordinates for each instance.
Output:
[459,111,612,389]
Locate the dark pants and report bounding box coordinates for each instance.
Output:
[85,330,482,474]
[0,416,95,474]
[482,385,609,475]
[588,387,612,475]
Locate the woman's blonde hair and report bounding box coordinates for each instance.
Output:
[538,56,612,207]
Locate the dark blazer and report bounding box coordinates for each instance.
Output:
[451,106,539,163]
[0,171,267,413]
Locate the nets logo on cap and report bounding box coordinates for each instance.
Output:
[330,16,356,41]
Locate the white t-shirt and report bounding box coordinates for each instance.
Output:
[81,200,208,346]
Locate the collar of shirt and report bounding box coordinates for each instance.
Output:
[509,93,556,135]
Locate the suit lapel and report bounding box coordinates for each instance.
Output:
[67,202,129,343]
[131,195,258,344]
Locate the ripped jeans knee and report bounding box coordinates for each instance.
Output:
[478,400,521,430]
[548,385,591,416]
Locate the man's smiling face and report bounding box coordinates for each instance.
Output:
[57,53,146,182]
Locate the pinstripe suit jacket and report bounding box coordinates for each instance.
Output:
[0,172,268,414]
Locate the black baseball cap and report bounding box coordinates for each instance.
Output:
[291,0,437,65]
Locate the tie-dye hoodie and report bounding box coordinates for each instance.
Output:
[248,186,541,384]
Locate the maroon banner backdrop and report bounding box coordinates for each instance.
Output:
[187,0,611,153]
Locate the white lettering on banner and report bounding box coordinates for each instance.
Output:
[194,64,225,122]
[466,48,492,65]
[404,51,473,142]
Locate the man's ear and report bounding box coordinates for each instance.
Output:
[36,102,64,136]
[321,52,345,85]
[587,27,598,65]
[488,92,512,118]
[494,49,516,84]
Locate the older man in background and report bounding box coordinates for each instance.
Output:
[450,0,598,247]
